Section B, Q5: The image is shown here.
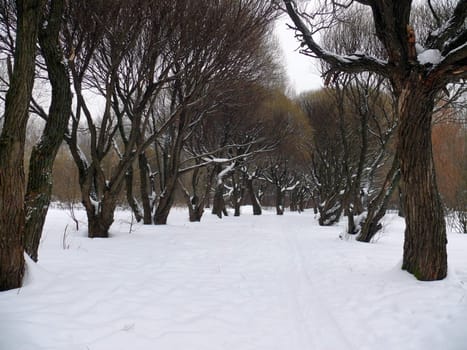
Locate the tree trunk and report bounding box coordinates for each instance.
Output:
[290,188,298,212]
[298,194,305,212]
[138,152,153,224]
[344,185,364,235]
[358,155,400,242]
[187,195,204,222]
[397,82,447,281]
[154,193,175,225]
[212,183,226,218]
[230,188,240,216]
[318,192,342,226]
[83,195,117,238]
[275,187,284,215]
[231,174,243,217]
[234,202,241,217]
[346,210,356,234]
[79,166,123,238]
[125,166,143,223]
[310,197,318,215]
[87,210,114,238]
[189,205,203,222]
[246,177,262,215]
[153,175,177,225]
[398,184,405,217]
[24,0,71,262]
[0,0,44,290]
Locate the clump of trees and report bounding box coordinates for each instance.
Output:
[299,74,398,239]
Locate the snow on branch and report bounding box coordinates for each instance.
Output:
[440,41,467,68]
[283,0,388,78]
[426,0,467,52]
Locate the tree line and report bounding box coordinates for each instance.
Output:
[0,0,282,290]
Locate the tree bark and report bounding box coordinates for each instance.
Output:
[138,152,153,224]
[275,186,284,215]
[86,207,115,238]
[212,183,226,218]
[0,0,44,290]
[154,192,175,225]
[125,165,143,223]
[318,192,342,226]
[398,184,405,217]
[346,210,356,235]
[181,167,214,222]
[24,0,72,261]
[83,194,117,238]
[397,79,447,280]
[233,201,241,217]
[184,189,206,223]
[358,155,400,242]
[187,195,204,222]
[246,177,262,215]
[153,174,177,225]
[230,173,244,217]
[290,187,303,212]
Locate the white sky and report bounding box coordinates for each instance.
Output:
[275,15,323,96]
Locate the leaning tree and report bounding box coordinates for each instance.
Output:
[283,0,467,280]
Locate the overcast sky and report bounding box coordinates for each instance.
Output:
[275,15,323,95]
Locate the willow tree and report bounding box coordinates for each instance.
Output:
[283,0,467,280]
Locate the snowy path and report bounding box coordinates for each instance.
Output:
[1,208,467,350]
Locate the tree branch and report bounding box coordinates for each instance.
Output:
[442,28,467,57]
[283,0,388,77]
[427,0,441,28]
[426,0,467,51]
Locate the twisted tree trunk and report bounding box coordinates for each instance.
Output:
[397,78,447,280]
[24,0,71,262]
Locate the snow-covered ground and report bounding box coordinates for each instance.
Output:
[1,207,467,350]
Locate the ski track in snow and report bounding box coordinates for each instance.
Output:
[1,208,467,350]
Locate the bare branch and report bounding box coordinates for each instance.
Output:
[283,0,388,77]
[427,0,442,27]
[426,0,467,50]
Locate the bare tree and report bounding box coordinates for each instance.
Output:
[283,0,467,280]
